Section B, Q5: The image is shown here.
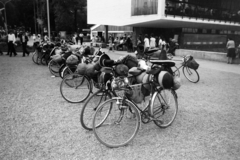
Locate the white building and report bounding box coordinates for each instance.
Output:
[88,0,240,52]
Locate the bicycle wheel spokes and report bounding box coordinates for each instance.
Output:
[93,99,140,148]
[183,67,199,83]
[60,73,91,103]
[151,89,178,128]
[80,90,112,130]
[62,66,76,79]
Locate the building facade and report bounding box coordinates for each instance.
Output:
[88,0,240,52]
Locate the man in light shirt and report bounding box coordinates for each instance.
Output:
[8,30,17,57]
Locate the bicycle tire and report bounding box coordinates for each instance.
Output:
[182,66,199,83]
[62,66,77,79]
[32,51,39,65]
[59,64,66,78]
[60,73,91,103]
[80,89,112,130]
[93,98,141,148]
[41,55,47,65]
[48,59,61,77]
[150,89,178,128]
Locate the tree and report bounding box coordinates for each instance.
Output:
[51,0,87,33]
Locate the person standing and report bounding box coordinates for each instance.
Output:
[79,33,84,45]
[8,30,17,57]
[226,38,235,64]
[158,36,163,49]
[20,32,30,57]
[150,33,156,48]
[144,34,150,53]
[108,36,114,52]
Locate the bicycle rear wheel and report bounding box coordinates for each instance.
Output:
[93,98,140,148]
[80,89,112,130]
[48,59,61,77]
[182,66,199,83]
[41,55,47,65]
[150,89,178,128]
[32,51,40,65]
[60,73,91,103]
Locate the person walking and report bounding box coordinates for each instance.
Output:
[20,32,30,57]
[226,38,235,64]
[7,30,17,57]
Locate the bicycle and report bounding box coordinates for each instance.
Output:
[80,54,139,130]
[92,60,178,148]
[171,55,200,83]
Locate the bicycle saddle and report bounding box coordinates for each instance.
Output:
[150,60,175,67]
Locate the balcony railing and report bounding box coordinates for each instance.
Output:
[165,0,240,23]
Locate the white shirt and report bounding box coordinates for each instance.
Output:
[8,34,16,42]
[144,38,150,48]
[150,37,156,48]
[158,39,163,46]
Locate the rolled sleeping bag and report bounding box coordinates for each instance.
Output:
[158,71,174,89]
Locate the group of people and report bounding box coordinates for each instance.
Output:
[2,30,30,57]
[137,34,178,56]
[91,34,133,53]
[72,33,84,46]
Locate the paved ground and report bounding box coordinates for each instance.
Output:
[0,49,240,160]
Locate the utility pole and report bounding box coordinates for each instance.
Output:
[0,0,12,34]
[33,0,37,34]
[46,0,51,41]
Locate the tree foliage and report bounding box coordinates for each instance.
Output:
[51,0,87,33]
[0,0,88,33]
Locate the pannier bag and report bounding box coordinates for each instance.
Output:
[125,84,145,104]
[51,54,62,63]
[158,71,174,89]
[186,57,199,70]
[77,63,87,75]
[66,54,79,65]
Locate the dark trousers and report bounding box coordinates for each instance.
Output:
[22,42,29,56]
[7,42,10,54]
[80,37,83,45]
[9,41,17,57]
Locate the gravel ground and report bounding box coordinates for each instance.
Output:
[0,52,240,160]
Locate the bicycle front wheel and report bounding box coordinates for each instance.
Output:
[60,73,91,103]
[80,89,112,130]
[62,66,77,79]
[48,59,60,77]
[182,66,199,83]
[150,89,178,128]
[93,98,141,148]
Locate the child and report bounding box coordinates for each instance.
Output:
[108,38,114,52]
